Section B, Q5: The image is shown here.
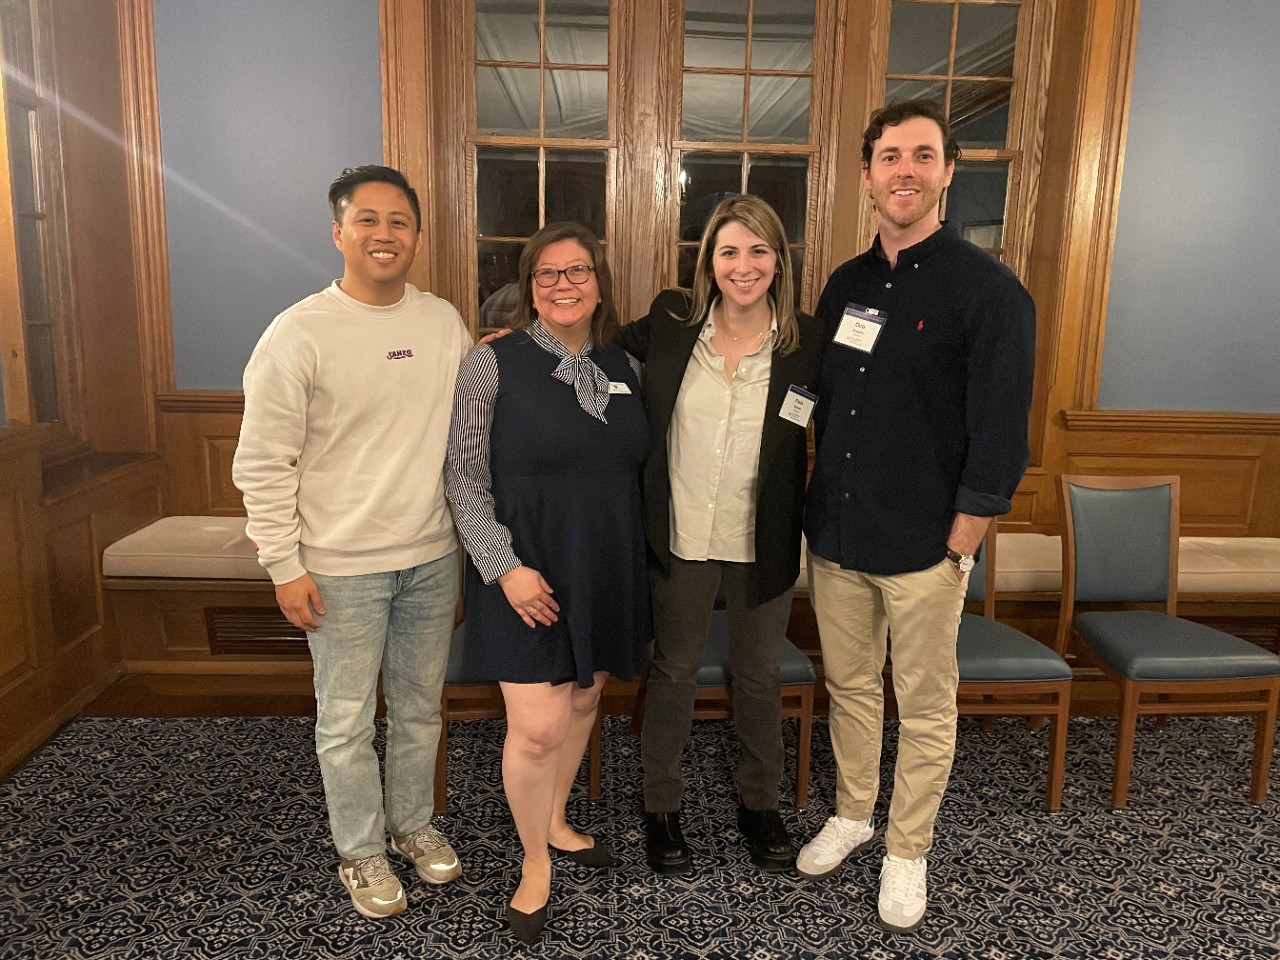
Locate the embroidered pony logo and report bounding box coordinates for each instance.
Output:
[387,349,414,360]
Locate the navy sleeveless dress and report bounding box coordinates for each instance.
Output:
[462,331,651,687]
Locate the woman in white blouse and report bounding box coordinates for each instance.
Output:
[616,195,825,876]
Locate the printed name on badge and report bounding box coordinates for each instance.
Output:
[608,381,632,394]
[834,303,886,353]
[779,385,817,428]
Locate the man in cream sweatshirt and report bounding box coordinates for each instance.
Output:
[233,165,471,919]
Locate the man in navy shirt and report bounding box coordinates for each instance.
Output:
[795,101,1035,932]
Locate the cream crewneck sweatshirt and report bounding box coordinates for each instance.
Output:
[233,281,471,584]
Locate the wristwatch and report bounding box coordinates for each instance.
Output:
[946,548,975,574]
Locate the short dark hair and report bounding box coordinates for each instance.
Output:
[328,165,421,230]
[861,99,960,168]
[513,222,619,348]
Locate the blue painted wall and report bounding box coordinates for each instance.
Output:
[153,0,381,390]
[1098,0,1280,412]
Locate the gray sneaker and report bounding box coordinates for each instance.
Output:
[392,825,463,885]
[795,815,875,879]
[338,854,406,919]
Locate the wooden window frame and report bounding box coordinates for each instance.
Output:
[0,0,86,460]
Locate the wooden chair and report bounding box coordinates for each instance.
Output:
[1057,475,1280,808]
[435,624,602,813]
[631,610,817,807]
[957,524,1072,810]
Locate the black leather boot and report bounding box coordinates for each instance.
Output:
[645,811,694,875]
[737,806,795,872]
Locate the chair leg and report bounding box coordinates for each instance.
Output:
[1046,692,1069,812]
[981,695,996,732]
[1250,683,1279,804]
[1111,682,1140,809]
[630,673,649,737]
[588,708,604,801]
[794,684,814,809]
[435,703,450,815]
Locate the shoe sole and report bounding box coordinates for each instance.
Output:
[795,834,875,881]
[751,854,797,872]
[877,913,925,933]
[390,840,462,885]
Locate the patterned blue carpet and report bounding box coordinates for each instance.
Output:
[1,713,1277,960]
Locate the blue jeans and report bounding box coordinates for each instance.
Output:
[308,552,458,859]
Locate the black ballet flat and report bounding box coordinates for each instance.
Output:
[506,902,549,943]
[550,837,614,869]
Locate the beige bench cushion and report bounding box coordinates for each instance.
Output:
[103,516,269,580]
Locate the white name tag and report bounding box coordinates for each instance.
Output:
[779,385,817,427]
[834,304,886,353]
[608,381,632,394]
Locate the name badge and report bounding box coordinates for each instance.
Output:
[779,385,817,427]
[834,304,885,353]
[608,381,632,395]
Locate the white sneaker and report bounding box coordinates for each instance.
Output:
[338,853,406,919]
[878,854,928,932]
[795,815,874,880]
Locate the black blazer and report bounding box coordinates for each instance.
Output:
[616,288,825,605]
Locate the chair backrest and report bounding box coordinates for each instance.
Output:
[1055,475,1180,653]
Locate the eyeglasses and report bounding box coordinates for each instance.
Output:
[532,264,595,287]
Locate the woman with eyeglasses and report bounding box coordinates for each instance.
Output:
[616,194,824,877]
[445,222,649,943]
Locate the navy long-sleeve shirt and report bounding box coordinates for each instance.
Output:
[804,224,1036,576]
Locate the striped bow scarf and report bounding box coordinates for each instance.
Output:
[551,350,612,423]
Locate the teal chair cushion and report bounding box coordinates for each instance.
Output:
[957,613,1072,682]
[1074,611,1280,681]
[704,611,815,685]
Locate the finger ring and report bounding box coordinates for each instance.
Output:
[527,606,536,614]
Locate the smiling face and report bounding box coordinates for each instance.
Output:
[331,181,422,306]
[710,219,777,315]
[861,114,955,241]
[531,239,599,346]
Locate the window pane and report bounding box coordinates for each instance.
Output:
[477,148,539,237]
[887,1,952,76]
[951,81,1011,149]
[476,66,540,136]
[479,240,525,329]
[746,155,808,243]
[885,78,947,109]
[748,75,810,143]
[6,104,38,212]
[679,153,743,241]
[475,0,540,63]
[954,3,1019,78]
[546,150,607,236]
[682,73,744,142]
[545,0,609,65]
[750,0,815,71]
[0,3,35,79]
[544,69,607,138]
[946,160,1009,249]
[24,322,59,423]
[684,0,748,69]
[16,216,48,325]
[677,245,699,289]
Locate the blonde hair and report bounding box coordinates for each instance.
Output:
[680,194,799,355]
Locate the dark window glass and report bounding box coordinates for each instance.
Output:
[746,154,808,243]
[946,159,1009,250]
[951,81,1011,149]
[888,2,952,76]
[476,148,539,237]
[679,153,743,241]
[545,150,607,236]
[478,240,525,329]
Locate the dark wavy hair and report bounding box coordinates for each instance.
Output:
[513,222,619,348]
[861,99,961,168]
[328,165,421,230]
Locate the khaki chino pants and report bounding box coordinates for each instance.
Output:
[809,553,966,859]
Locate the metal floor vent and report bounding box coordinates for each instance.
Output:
[206,606,308,656]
